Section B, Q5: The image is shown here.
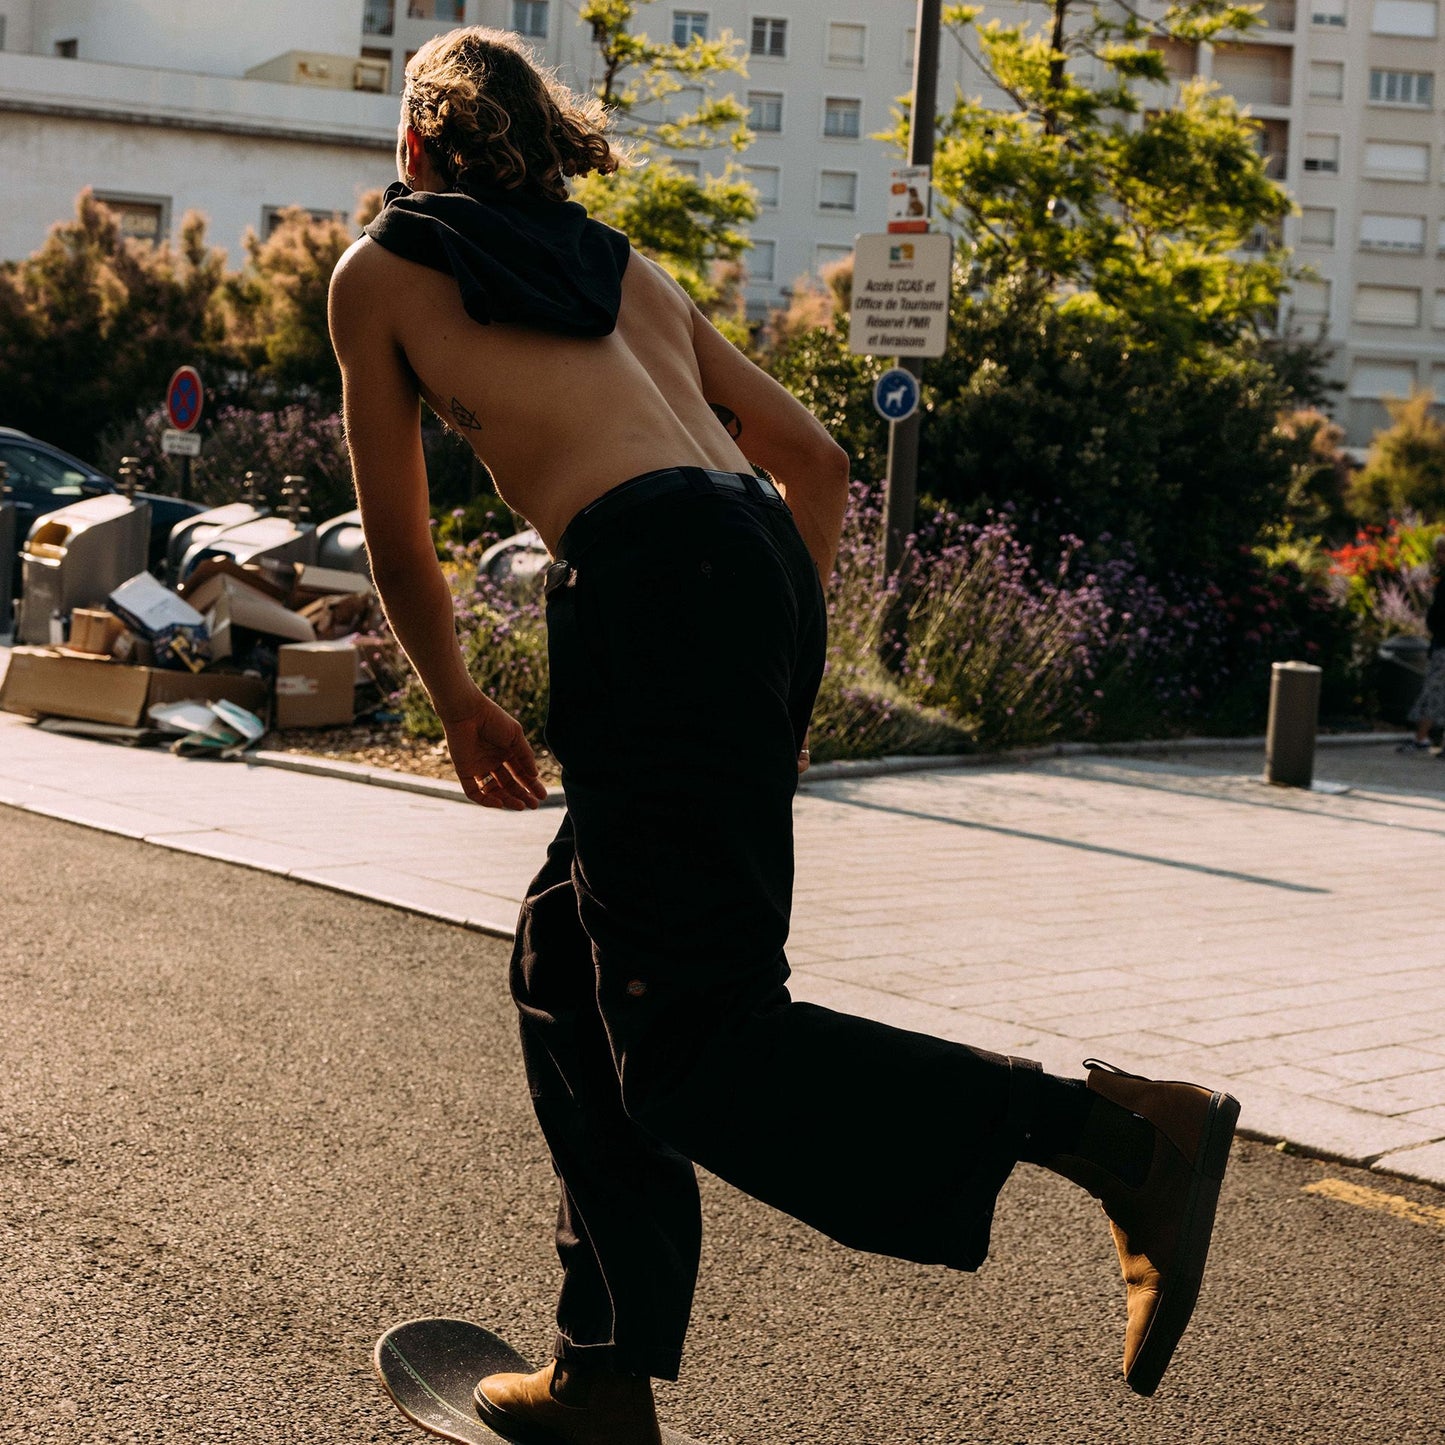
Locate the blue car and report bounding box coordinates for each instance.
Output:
[0,427,205,589]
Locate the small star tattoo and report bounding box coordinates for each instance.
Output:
[450,396,483,431]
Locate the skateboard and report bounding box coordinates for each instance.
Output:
[374,1317,700,1445]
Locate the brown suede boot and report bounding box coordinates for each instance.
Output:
[473,1359,662,1445]
[1056,1059,1241,1397]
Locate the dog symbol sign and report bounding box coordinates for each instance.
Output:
[873,367,919,423]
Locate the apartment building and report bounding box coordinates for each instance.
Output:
[2,0,1443,443]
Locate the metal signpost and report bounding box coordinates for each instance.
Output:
[163,365,205,500]
[848,0,945,574]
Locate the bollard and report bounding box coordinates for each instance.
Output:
[1265,660,1322,788]
[280,474,310,527]
[117,455,141,500]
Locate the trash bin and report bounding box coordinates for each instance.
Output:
[0,500,15,636]
[165,501,265,580]
[17,493,151,645]
[1375,634,1430,725]
[479,528,550,587]
[177,513,317,581]
[315,509,371,576]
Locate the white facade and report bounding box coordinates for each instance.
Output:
[3,0,1445,442]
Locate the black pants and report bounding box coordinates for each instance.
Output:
[510,468,1029,1380]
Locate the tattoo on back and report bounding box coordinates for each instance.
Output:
[450,396,483,431]
[710,403,743,440]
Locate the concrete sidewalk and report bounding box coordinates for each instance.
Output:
[3,706,1444,1187]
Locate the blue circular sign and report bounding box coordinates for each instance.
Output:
[873,367,920,422]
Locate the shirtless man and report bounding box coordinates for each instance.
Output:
[329,28,1240,1445]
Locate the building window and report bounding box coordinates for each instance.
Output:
[513,0,549,38]
[1363,140,1429,180]
[827,22,866,64]
[902,27,916,70]
[95,194,168,244]
[361,46,395,91]
[1368,69,1433,106]
[363,0,395,36]
[818,170,858,212]
[1436,218,1445,251]
[1360,213,1426,251]
[748,90,783,132]
[670,158,701,178]
[1313,0,1347,20]
[1303,133,1340,172]
[1433,291,1445,327]
[55,37,78,57]
[262,206,344,237]
[1351,360,1415,396]
[747,164,781,207]
[816,243,853,272]
[1292,279,1332,316]
[823,97,862,139]
[673,10,708,44]
[749,239,777,281]
[0,16,8,50]
[1300,207,1336,245]
[1372,0,1437,33]
[1354,285,1422,325]
[751,17,787,58]
[407,1,465,18]
[1308,61,1345,98]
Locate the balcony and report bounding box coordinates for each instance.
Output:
[1217,72,1294,106]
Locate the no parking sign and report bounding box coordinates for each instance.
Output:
[166,366,204,432]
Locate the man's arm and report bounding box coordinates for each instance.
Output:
[688,304,850,580]
[328,242,543,809]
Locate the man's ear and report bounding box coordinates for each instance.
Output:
[403,125,428,180]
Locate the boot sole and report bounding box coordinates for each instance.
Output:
[473,1390,571,1445]
[1125,1088,1241,1397]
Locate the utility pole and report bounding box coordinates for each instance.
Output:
[883,0,943,576]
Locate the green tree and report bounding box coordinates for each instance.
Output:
[1348,391,1445,522]
[571,0,757,312]
[0,191,226,460]
[925,0,1289,342]
[219,206,358,408]
[765,0,1324,576]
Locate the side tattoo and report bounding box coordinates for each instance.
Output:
[710,403,743,440]
[450,396,483,431]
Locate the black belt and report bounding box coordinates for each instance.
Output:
[553,465,783,573]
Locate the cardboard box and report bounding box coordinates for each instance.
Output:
[188,573,316,662]
[275,641,358,728]
[0,647,268,727]
[107,572,209,670]
[293,565,374,606]
[176,555,293,604]
[66,608,127,656]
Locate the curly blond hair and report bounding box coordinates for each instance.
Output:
[403,27,622,200]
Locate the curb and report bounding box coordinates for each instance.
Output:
[248,729,1417,803]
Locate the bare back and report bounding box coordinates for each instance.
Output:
[366,240,750,551]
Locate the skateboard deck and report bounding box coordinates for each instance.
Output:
[374,1317,700,1445]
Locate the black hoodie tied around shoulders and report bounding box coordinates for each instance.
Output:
[363,180,631,337]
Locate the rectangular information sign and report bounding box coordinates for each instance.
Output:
[162,429,202,457]
[848,233,952,359]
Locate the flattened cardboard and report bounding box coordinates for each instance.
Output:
[190,574,316,662]
[275,640,357,728]
[0,647,267,727]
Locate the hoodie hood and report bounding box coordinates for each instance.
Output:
[364,180,631,337]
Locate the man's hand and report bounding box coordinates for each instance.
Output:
[443,695,548,811]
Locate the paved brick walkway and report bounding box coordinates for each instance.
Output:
[2,703,1443,1187]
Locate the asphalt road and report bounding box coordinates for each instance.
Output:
[2,807,1442,1445]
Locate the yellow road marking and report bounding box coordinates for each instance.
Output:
[1304,1177,1445,1231]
